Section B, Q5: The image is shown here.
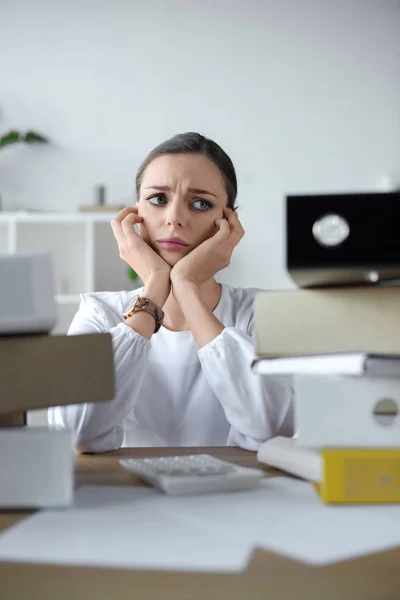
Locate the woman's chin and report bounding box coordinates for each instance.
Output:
[160,253,184,267]
[157,246,191,267]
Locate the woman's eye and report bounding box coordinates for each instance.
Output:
[192,199,213,211]
[148,194,167,206]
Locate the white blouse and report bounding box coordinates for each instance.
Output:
[48,283,294,452]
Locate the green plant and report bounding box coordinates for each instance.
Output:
[0,129,48,150]
[128,266,139,281]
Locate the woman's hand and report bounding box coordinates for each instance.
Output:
[170,208,244,287]
[111,207,171,306]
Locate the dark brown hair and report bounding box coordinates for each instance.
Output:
[135,132,238,210]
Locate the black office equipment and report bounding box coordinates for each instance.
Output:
[286,191,400,288]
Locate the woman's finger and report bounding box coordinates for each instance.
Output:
[223,207,239,226]
[111,206,139,242]
[214,218,231,240]
[114,206,138,224]
[121,212,143,242]
[223,207,244,240]
[121,212,143,226]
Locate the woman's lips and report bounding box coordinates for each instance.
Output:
[157,238,190,251]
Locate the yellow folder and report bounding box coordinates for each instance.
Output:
[313,448,400,504]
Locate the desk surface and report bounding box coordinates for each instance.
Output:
[1,446,400,600]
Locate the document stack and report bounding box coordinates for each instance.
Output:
[0,253,115,509]
[253,191,400,504]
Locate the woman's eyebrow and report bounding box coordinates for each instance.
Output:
[144,185,217,198]
[144,185,171,191]
[188,187,217,198]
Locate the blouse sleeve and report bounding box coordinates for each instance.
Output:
[197,290,294,451]
[48,294,151,453]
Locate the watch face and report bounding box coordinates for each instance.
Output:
[135,296,149,309]
[123,296,164,329]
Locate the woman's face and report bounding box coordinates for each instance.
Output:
[137,153,228,266]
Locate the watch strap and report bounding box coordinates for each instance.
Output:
[123,296,164,333]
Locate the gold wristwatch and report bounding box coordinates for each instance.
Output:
[123,296,164,333]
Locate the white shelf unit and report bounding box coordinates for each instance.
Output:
[0,211,141,334]
[0,211,141,427]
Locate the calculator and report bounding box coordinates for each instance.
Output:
[119,454,265,495]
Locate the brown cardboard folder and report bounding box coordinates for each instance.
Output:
[255,285,400,358]
[0,333,115,415]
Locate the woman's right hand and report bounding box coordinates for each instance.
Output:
[111,207,171,307]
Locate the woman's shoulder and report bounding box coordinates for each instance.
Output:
[220,283,263,309]
[219,283,264,331]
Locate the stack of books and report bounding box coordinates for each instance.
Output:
[0,253,115,509]
[252,192,400,504]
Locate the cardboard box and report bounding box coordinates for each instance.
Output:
[0,333,115,414]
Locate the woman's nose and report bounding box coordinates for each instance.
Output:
[165,202,187,228]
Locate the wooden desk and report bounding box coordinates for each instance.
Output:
[1,446,400,600]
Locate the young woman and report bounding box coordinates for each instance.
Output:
[48,132,293,452]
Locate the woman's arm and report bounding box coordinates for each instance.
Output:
[169,208,243,347]
[169,209,293,449]
[51,207,172,452]
[48,293,153,453]
[170,280,224,348]
[198,327,294,450]
[171,281,293,450]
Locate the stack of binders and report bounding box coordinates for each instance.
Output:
[253,191,400,504]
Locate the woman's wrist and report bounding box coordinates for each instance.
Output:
[144,273,171,308]
[170,273,199,292]
[171,277,200,307]
[125,310,158,340]
[171,279,224,348]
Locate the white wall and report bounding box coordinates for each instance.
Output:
[1,0,399,289]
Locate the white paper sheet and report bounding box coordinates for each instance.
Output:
[171,477,400,565]
[0,478,400,572]
[0,484,249,572]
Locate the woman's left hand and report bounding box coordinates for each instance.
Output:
[170,208,244,287]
